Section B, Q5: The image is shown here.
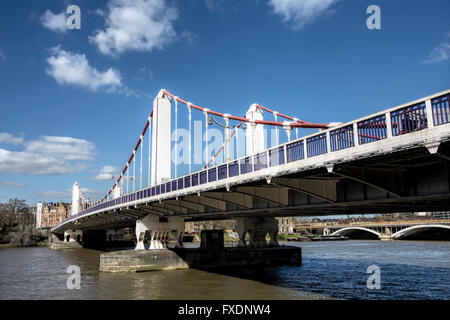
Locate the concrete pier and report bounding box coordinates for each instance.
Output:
[99,246,302,273]
[49,233,82,250]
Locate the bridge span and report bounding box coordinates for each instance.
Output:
[51,89,450,251]
[324,220,450,240]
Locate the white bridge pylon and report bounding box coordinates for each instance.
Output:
[69,89,330,250]
[91,88,328,207]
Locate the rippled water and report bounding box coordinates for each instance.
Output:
[0,240,449,300]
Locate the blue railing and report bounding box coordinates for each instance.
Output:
[432,93,450,126]
[307,133,327,157]
[391,102,427,136]
[53,90,450,230]
[286,140,304,162]
[358,115,387,144]
[330,124,354,151]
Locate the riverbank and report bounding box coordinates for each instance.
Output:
[0,240,48,249]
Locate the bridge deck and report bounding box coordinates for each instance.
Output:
[52,90,450,233]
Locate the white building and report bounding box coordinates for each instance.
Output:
[35,202,43,229]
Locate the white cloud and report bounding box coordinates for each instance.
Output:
[40,10,67,33]
[89,0,178,56]
[0,133,23,145]
[0,181,26,188]
[423,42,450,64]
[0,135,95,175]
[25,136,95,161]
[92,165,119,180]
[205,0,225,12]
[0,49,6,61]
[268,0,340,30]
[46,46,123,92]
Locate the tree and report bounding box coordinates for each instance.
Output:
[7,198,27,213]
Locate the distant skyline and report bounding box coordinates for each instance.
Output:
[0,0,449,205]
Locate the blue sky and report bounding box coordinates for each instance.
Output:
[0,0,449,205]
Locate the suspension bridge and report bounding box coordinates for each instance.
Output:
[51,88,450,252]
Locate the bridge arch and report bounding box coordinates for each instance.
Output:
[331,227,381,239]
[391,224,450,240]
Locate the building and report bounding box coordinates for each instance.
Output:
[35,203,43,229]
[39,201,71,229]
[277,217,296,234]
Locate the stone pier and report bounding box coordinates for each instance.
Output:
[100,229,302,272]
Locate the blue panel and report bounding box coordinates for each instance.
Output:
[218,165,227,180]
[192,173,199,186]
[200,171,207,184]
[208,168,217,182]
[228,161,239,177]
[240,157,253,174]
[269,146,285,167]
[184,176,191,188]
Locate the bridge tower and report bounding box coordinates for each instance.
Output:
[71,182,80,216]
[245,104,265,155]
[151,89,172,185]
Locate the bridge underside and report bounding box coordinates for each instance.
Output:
[56,143,450,233]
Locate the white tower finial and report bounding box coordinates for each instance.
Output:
[71,182,80,216]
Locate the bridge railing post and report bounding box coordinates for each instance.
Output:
[326,131,331,154]
[385,112,393,139]
[303,138,308,159]
[353,122,359,146]
[425,99,435,129]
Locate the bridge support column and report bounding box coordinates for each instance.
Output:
[135,214,184,251]
[63,229,83,243]
[236,217,279,248]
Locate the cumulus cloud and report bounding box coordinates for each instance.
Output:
[89,0,178,56]
[92,165,119,180]
[25,136,95,161]
[423,42,450,64]
[268,0,340,30]
[46,46,123,93]
[0,133,24,145]
[0,135,95,175]
[40,10,67,33]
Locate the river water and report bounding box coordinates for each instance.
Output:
[0,240,449,300]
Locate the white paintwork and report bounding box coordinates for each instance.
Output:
[331,226,381,237]
[151,90,172,186]
[71,182,80,216]
[135,214,184,250]
[246,104,265,155]
[391,224,450,240]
